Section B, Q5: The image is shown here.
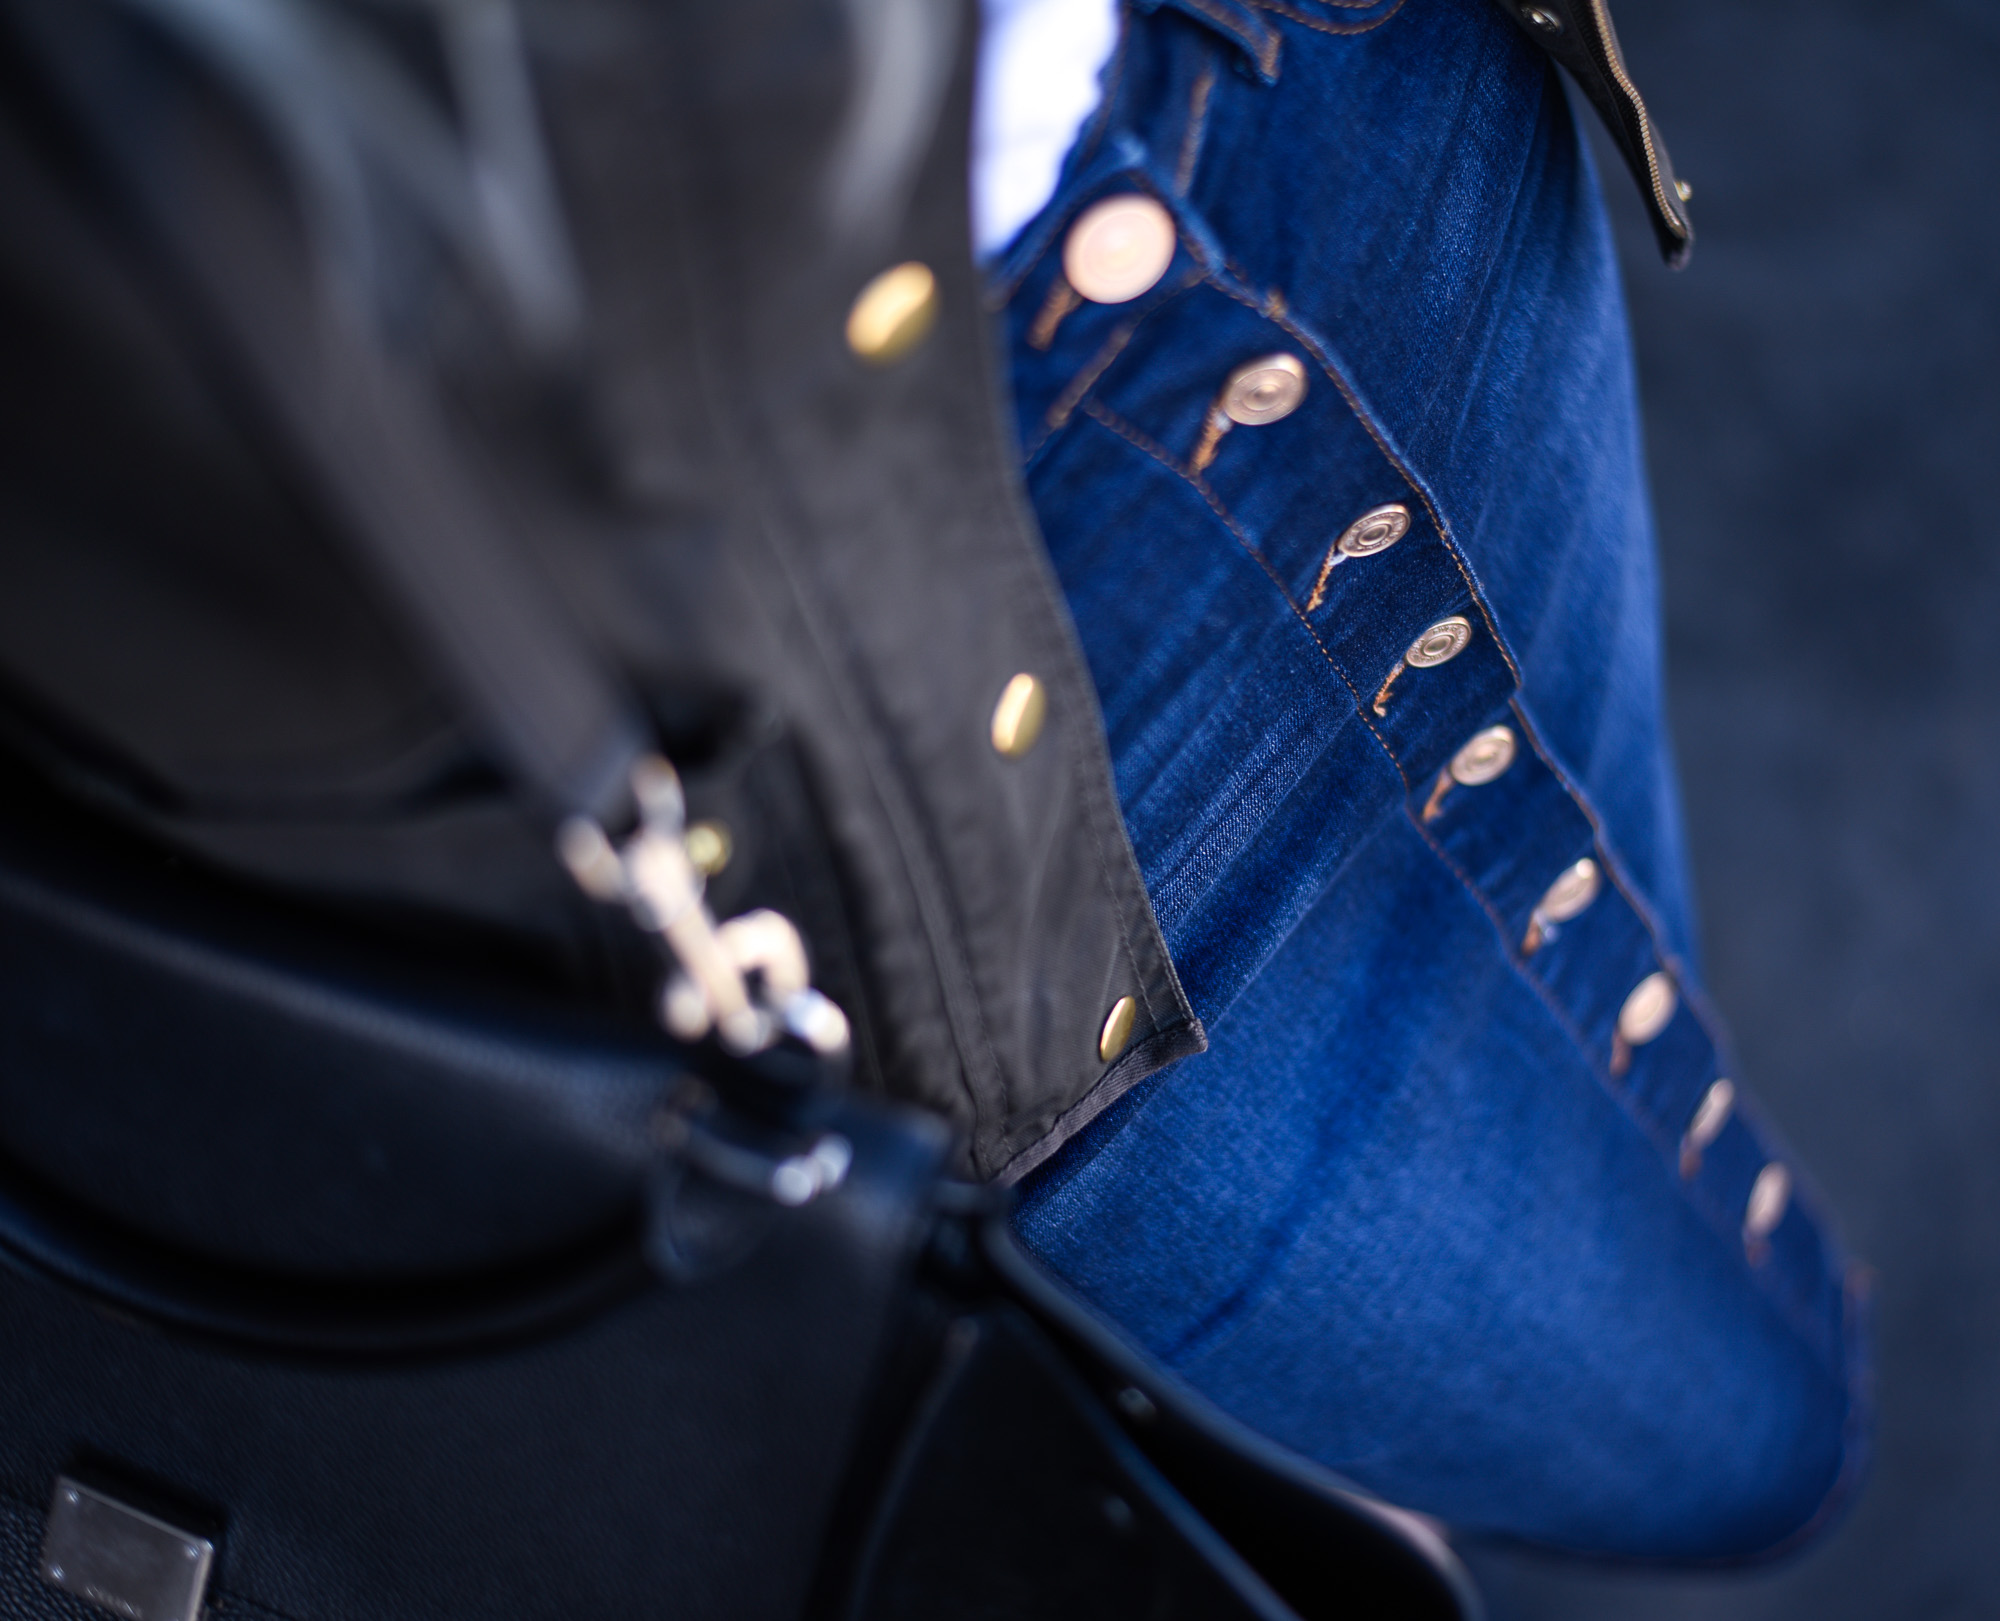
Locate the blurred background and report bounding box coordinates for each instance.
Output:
[1463,0,2000,1615]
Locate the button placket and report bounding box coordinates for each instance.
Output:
[998,48,1851,1346]
[1030,238,1832,1318]
[1006,192,1204,465]
[1078,284,1445,618]
[1415,713,1599,934]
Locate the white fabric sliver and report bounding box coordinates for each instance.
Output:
[971,0,1121,257]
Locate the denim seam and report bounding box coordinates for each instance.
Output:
[1174,57,1219,195]
[1168,260,1526,692]
[1245,0,1409,36]
[1407,784,1847,1364]
[1255,296,1525,693]
[1505,694,1730,1059]
[1077,398,1411,791]
[1072,366,1848,1392]
[1041,267,1496,780]
[1173,0,1284,78]
[1025,260,1207,465]
[1027,319,1143,463]
[1025,277,1083,351]
[1399,792,1604,1068]
[1048,249,1839,1361]
[1484,693,1852,1359]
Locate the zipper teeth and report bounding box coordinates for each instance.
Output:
[1583,0,1688,242]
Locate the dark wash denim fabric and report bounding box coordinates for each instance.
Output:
[993,0,1869,1562]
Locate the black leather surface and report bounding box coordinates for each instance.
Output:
[1490,0,1694,266]
[0,1138,939,1621]
[841,1305,1296,1621]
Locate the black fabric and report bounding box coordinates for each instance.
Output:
[0,0,1199,1179]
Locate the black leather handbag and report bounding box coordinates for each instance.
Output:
[0,1,1478,1616]
[0,746,1474,1621]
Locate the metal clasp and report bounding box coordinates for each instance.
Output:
[556,756,852,1062]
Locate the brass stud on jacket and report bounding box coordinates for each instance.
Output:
[846,262,938,364]
[1099,996,1137,1063]
[990,673,1048,758]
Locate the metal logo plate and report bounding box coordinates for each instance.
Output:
[39,1478,214,1621]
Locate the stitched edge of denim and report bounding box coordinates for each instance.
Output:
[1077,398,1410,789]
[1490,698,1862,1364]
[1504,695,1729,1059]
[1249,295,1527,693]
[1038,247,1845,1356]
[1246,0,1410,37]
[1071,331,1841,1362]
[1174,57,1219,195]
[1071,382,1849,1395]
[1399,778,1856,1382]
[1103,252,1526,694]
[1173,0,1284,78]
[1031,267,1228,463]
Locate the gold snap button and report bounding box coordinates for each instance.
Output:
[1098,995,1138,1062]
[990,672,1048,758]
[1448,725,1516,786]
[1063,194,1177,304]
[1537,857,1601,923]
[683,820,733,877]
[1617,970,1678,1045]
[846,261,938,364]
[1743,1162,1791,1252]
[1337,503,1411,558]
[1220,353,1307,426]
[1404,616,1473,669]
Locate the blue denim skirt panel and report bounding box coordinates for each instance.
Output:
[993,0,1868,1562]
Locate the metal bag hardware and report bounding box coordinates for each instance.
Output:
[40,1479,214,1621]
